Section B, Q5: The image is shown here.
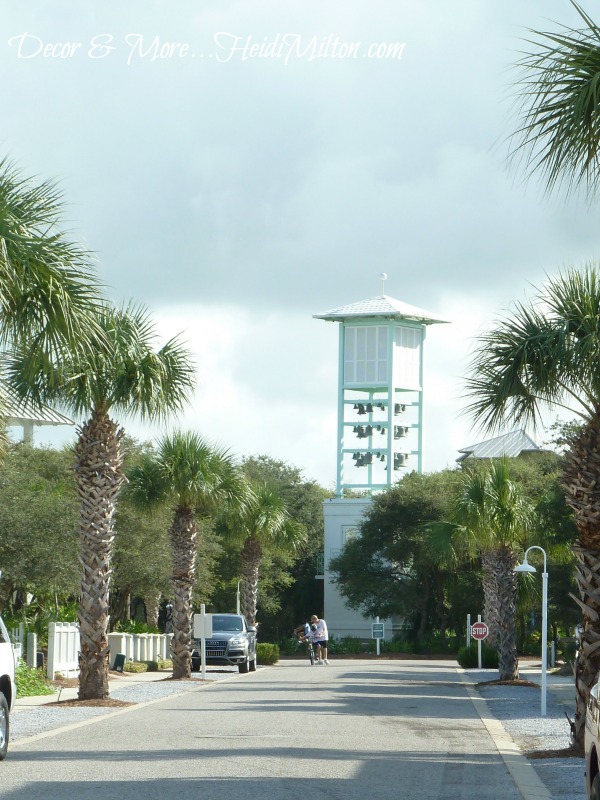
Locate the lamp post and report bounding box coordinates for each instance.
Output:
[514,545,548,716]
[236,580,242,616]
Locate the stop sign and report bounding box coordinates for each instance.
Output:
[471,622,489,640]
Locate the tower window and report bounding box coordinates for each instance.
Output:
[344,326,388,385]
[394,326,421,389]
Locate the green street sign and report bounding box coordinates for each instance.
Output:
[372,623,385,639]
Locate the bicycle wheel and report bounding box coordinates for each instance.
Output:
[308,644,315,665]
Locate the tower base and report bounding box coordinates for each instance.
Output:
[323,497,396,639]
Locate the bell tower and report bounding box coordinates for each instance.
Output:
[314,277,448,496]
[314,279,448,638]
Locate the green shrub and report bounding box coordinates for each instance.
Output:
[330,636,373,654]
[16,660,55,698]
[560,638,577,662]
[121,660,148,673]
[279,637,299,656]
[456,642,499,669]
[381,637,418,654]
[257,643,279,665]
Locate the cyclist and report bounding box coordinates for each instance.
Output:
[294,622,317,665]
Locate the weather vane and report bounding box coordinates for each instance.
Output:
[379,272,387,295]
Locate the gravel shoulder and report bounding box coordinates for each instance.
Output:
[10,666,241,742]
[466,664,585,800]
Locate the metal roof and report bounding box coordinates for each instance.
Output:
[457,429,541,462]
[0,383,74,428]
[313,294,450,325]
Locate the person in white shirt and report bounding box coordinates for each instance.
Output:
[311,614,329,664]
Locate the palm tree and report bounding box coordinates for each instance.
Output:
[450,460,536,681]
[127,432,246,679]
[509,1,600,198]
[0,158,102,360]
[464,266,600,744]
[225,482,306,627]
[9,303,194,699]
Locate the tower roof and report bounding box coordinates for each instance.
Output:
[457,429,541,462]
[313,294,450,324]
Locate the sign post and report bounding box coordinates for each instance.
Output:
[372,618,384,656]
[193,606,213,679]
[470,615,489,669]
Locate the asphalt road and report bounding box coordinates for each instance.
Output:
[1,659,526,799]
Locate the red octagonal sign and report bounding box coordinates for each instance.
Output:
[471,622,489,640]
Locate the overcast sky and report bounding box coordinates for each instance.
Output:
[1,1,596,488]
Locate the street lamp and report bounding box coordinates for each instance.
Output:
[236,580,242,615]
[514,545,548,717]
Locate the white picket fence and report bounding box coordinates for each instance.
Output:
[11,623,174,679]
[47,622,80,680]
[107,632,173,668]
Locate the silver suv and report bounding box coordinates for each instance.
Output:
[191,613,257,674]
[0,615,16,760]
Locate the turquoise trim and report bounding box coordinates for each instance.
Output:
[334,316,431,495]
[337,323,345,496]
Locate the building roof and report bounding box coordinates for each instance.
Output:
[313,294,450,325]
[457,429,541,462]
[0,383,74,428]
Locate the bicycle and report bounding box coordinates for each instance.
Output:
[294,625,316,665]
[304,637,316,665]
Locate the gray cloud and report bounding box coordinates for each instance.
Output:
[0,0,595,480]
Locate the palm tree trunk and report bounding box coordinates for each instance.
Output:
[417,573,430,644]
[562,419,600,749]
[75,409,125,701]
[144,593,161,630]
[481,552,500,649]
[169,508,197,679]
[241,536,262,626]
[493,546,519,681]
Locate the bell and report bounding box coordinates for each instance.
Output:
[357,403,366,415]
[366,403,374,413]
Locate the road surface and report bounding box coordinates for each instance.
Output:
[2,659,529,799]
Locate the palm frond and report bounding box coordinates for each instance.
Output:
[0,158,104,359]
[126,456,172,511]
[465,267,600,434]
[6,301,195,423]
[147,430,246,515]
[509,1,600,197]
